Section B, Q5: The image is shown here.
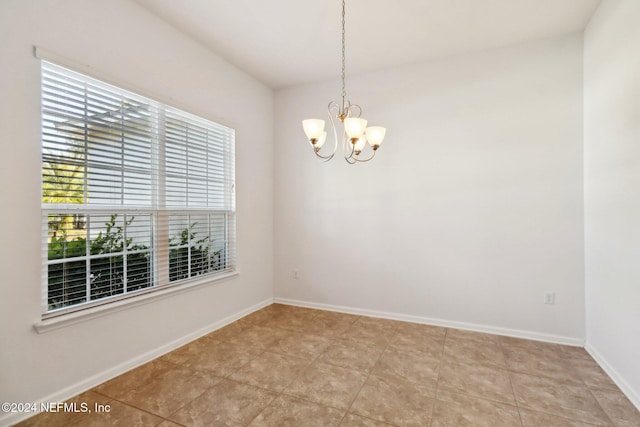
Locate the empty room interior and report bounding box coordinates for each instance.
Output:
[0,0,639,425]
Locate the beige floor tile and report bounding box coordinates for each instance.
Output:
[299,315,356,338]
[249,395,344,427]
[120,366,220,417]
[446,328,502,345]
[181,340,262,377]
[342,316,400,348]
[94,359,176,399]
[156,421,185,427]
[504,347,583,384]
[206,319,254,341]
[269,303,291,311]
[229,351,310,392]
[355,316,402,333]
[395,321,447,338]
[78,400,163,426]
[168,379,277,427]
[267,330,331,359]
[431,391,521,427]
[510,372,611,425]
[612,420,640,427]
[558,345,593,360]
[313,310,360,324]
[388,328,445,357]
[159,336,216,366]
[242,305,283,324]
[227,325,289,350]
[570,358,618,390]
[591,388,640,426]
[437,359,516,404]
[339,413,396,426]
[443,337,506,369]
[284,361,369,410]
[371,346,440,387]
[350,374,435,426]
[343,322,395,347]
[519,408,608,426]
[263,310,319,332]
[317,339,385,372]
[500,336,564,358]
[16,391,112,427]
[272,304,320,316]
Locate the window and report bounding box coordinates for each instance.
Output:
[41,61,236,317]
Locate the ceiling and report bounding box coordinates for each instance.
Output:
[133,0,601,89]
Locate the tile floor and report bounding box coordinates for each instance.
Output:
[18,304,640,426]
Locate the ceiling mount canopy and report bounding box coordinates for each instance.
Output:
[302,0,386,164]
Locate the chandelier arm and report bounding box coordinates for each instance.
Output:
[342,103,363,163]
[343,129,357,163]
[347,103,362,118]
[344,146,357,164]
[328,101,342,123]
[310,140,336,161]
[352,149,377,163]
[314,150,335,162]
[311,143,336,161]
[317,101,340,159]
[306,102,340,161]
[311,137,336,160]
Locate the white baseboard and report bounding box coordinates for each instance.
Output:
[274,297,585,347]
[1,297,273,427]
[586,343,640,412]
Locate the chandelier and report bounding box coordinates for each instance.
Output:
[302,0,386,164]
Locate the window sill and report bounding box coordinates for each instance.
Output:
[33,271,239,334]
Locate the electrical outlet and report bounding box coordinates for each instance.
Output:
[544,292,556,305]
[293,269,299,280]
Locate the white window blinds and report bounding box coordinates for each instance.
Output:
[41,61,236,316]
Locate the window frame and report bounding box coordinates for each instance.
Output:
[38,50,237,322]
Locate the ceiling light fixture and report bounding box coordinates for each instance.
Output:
[302,0,386,164]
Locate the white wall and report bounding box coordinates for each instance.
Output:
[274,34,585,342]
[0,0,273,420]
[584,0,640,408]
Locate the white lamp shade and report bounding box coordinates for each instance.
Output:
[365,126,386,147]
[316,131,327,148]
[302,119,325,140]
[354,136,367,153]
[344,117,367,139]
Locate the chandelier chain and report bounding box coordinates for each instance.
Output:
[341,0,346,100]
